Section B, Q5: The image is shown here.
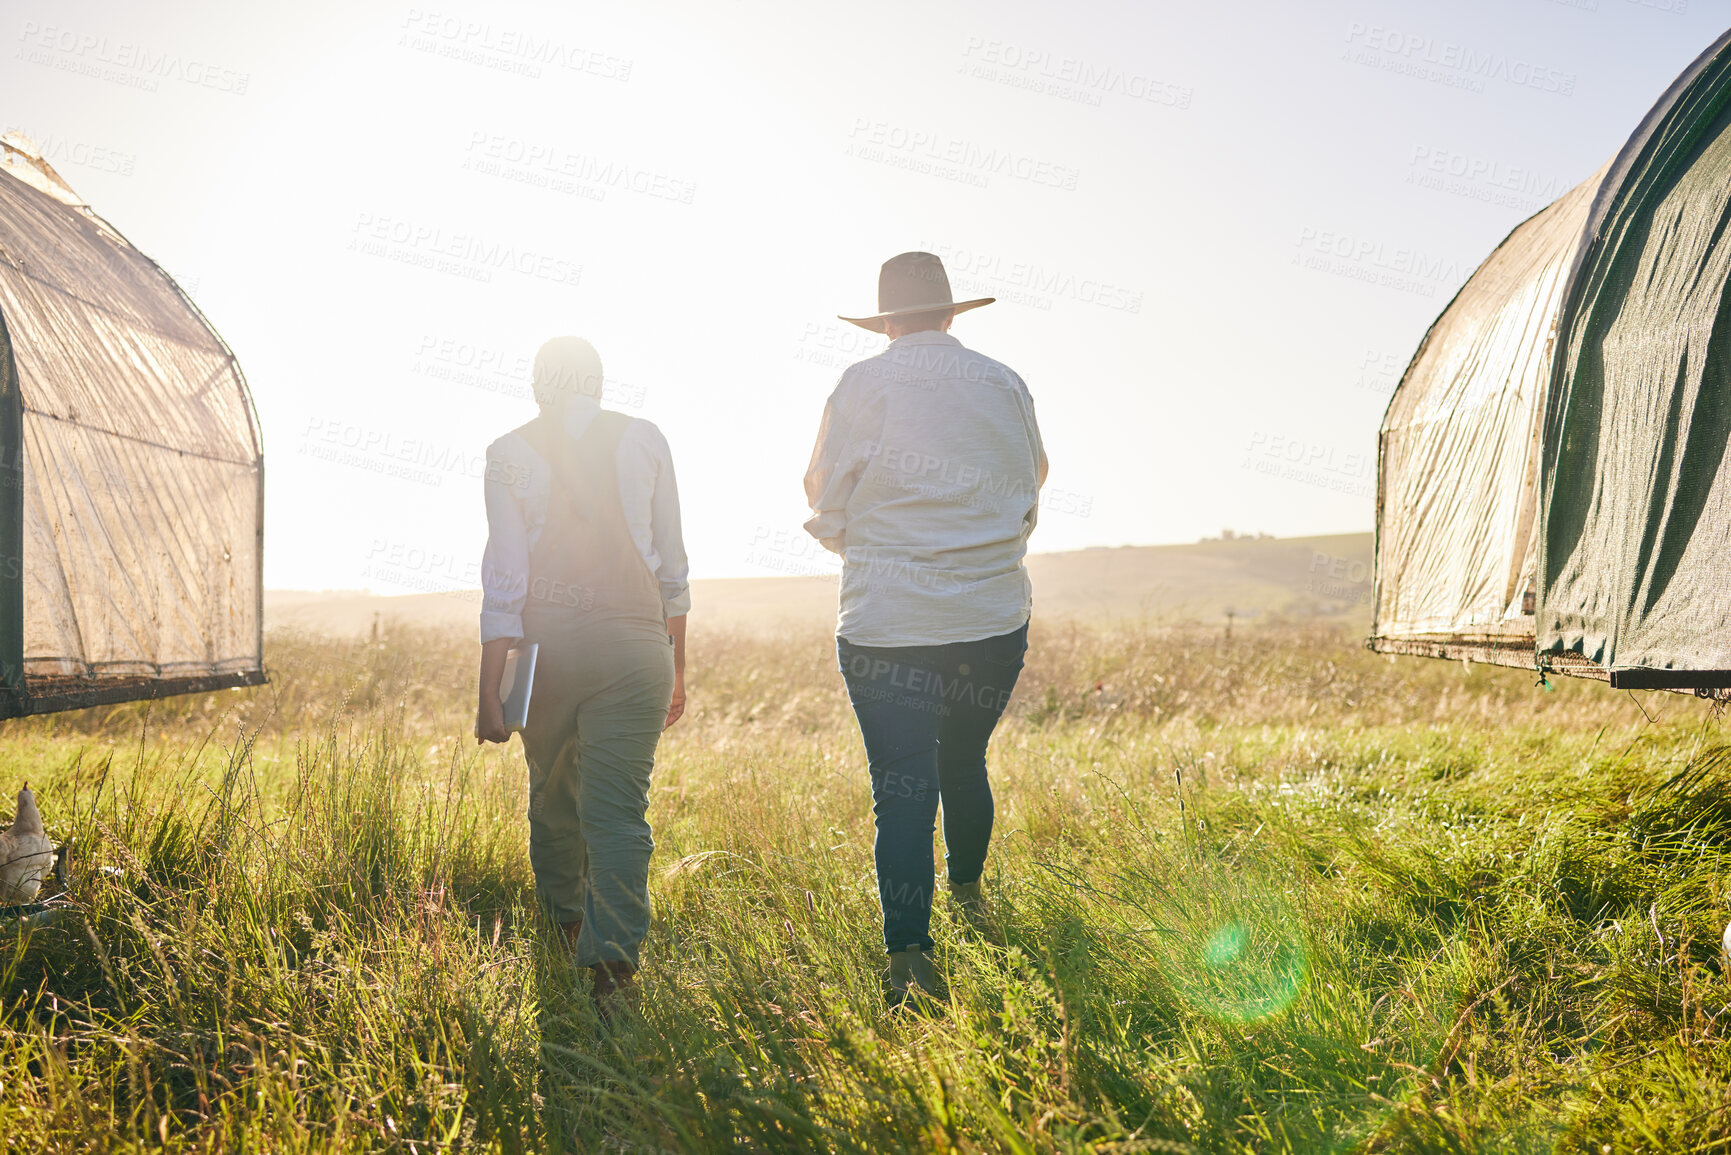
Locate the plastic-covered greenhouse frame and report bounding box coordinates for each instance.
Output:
[1370,29,1731,694]
[0,132,263,718]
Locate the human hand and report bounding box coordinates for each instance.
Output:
[664,671,686,729]
[475,698,511,744]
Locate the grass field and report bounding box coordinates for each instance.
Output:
[2,619,1729,1152]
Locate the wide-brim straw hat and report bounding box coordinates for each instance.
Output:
[839,251,994,333]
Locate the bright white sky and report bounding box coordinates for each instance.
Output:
[0,0,1723,593]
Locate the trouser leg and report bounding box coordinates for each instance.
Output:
[935,623,1028,886]
[569,637,675,969]
[839,638,947,953]
[523,712,589,927]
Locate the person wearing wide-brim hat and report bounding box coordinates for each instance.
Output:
[805,252,1047,1006]
[475,336,691,1022]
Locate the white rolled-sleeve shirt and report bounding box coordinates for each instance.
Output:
[481,397,690,643]
[803,331,1047,647]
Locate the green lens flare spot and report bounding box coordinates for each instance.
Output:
[1203,923,1248,966]
[1180,914,1309,1024]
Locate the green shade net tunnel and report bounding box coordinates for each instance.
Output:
[1373,29,1731,693]
[0,132,263,717]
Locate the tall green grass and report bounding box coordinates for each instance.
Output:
[0,620,1726,1152]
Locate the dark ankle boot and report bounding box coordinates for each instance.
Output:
[885,947,943,1008]
[558,920,583,951]
[948,878,991,932]
[590,959,639,1021]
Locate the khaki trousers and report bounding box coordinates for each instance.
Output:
[520,614,674,968]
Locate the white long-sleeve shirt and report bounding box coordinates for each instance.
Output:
[803,330,1047,647]
[481,396,690,643]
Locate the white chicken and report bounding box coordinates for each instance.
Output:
[0,783,54,903]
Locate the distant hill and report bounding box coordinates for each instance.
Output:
[265,532,1374,637]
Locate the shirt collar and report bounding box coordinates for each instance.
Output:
[887,330,962,349]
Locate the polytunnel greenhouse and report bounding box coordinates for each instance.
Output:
[1372,29,1731,692]
[0,131,263,717]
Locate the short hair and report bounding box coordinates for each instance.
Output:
[532,336,604,409]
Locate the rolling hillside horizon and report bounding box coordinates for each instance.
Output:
[266,532,1374,637]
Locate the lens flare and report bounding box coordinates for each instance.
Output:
[1178,913,1308,1023]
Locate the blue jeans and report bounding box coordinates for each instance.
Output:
[837,622,1029,953]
